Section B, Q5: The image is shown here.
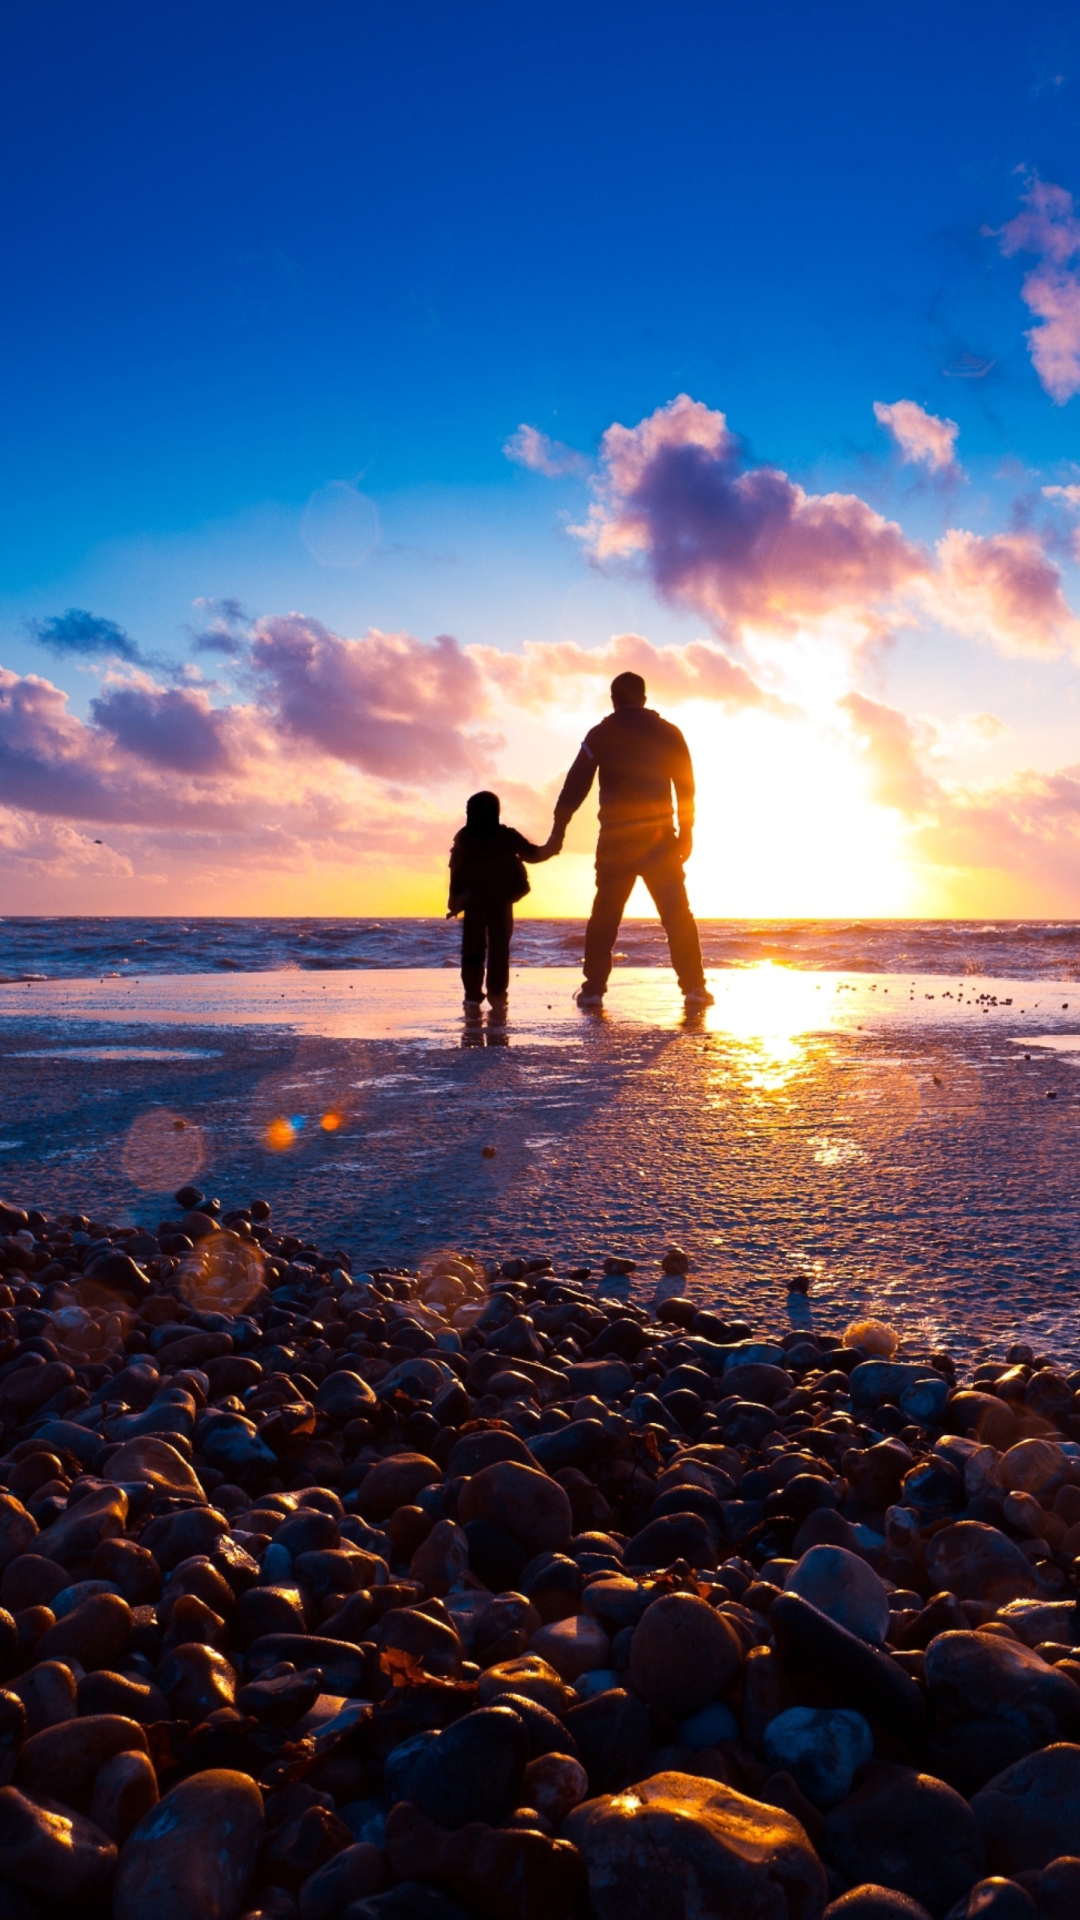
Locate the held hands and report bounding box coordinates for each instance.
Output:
[542,822,566,857]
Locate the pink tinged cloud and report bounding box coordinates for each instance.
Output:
[90,684,233,773]
[999,179,1080,404]
[932,528,1080,658]
[873,399,960,473]
[471,630,782,713]
[578,394,928,636]
[503,425,589,478]
[249,617,495,781]
[839,691,936,815]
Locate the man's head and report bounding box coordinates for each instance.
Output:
[611,671,647,709]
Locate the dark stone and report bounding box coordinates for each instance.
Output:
[925,1719,1035,1799]
[381,1706,528,1829]
[822,1891,933,1919]
[463,1520,528,1591]
[528,1420,607,1473]
[624,1512,717,1570]
[771,1592,925,1739]
[563,1688,652,1793]
[491,1692,579,1760]
[822,1763,985,1917]
[245,1634,367,1696]
[972,1742,1080,1876]
[446,1431,535,1478]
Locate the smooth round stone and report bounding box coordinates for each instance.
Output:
[999,1439,1070,1496]
[315,1370,377,1422]
[296,1842,388,1920]
[898,1377,950,1424]
[785,1546,890,1645]
[34,1591,132,1670]
[678,1701,739,1750]
[12,1660,77,1734]
[157,1643,238,1722]
[563,1769,827,1919]
[763,1706,873,1808]
[925,1634,1080,1745]
[0,1785,117,1900]
[410,1519,469,1595]
[16,1714,149,1811]
[114,1768,264,1920]
[458,1462,572,1557]
[822,1890,932,1919]
[1040,1856,1080,1919]
[522,1753,589,1826]
[530,1615,610,1682]
[961,1880,1037,1918]
[357,1453,443,1522]
[382,1705,528,1830]
[0,1556,67,1612]
[575,1668,621,1700]
[821,1762,985,1918]
[624,1512,717,1570]
[78,1674,167,1735]
[564,1688,652,1795]
[972,1742,1080,1875]
[106,1436,205,1498]
[89,1749,159,1844]
[629,1592,743,1718]
[924,1523,1038,1605]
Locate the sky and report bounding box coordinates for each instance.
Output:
[5,1,1080,918]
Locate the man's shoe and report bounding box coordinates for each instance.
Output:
[683,986,715,1006]
[575,987,604,1008]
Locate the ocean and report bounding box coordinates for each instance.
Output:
[4,916,1080,980]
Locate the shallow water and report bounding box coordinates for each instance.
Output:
[3,963,1080,1366]
[5,915,1080,980]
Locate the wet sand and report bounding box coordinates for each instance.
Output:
[3,964,1080,1364]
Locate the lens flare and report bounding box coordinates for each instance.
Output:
[320,1109,343,1131]
[265,1117,296,1152]
[122,1108,206,1191]
[178,1230,265,1315]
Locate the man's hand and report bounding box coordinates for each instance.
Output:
[544,817,568,856]
[676,828,693,863]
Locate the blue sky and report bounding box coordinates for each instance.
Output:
[5,2,1080,915]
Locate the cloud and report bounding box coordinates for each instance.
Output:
[839,691,936,814]
[25,608,144,663]
[931,527,1080,657]
[250,617,495,781]
[190,597,251,656]
[577,394,928,638]
[999,178,1080,403]
[575,395,1080,662]
[874,399,960,474]
[504,425,589,478]
[472,631,782,713]
[90,684,234,773]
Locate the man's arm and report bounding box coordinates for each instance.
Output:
[670,726,695,859]
[547,741,597,849]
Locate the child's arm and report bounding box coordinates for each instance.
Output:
[512,830,559,863]
[447,841,469,915]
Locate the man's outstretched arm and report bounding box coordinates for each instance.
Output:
[547,742,597,849]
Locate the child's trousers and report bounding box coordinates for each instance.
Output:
[461,900,513,1000]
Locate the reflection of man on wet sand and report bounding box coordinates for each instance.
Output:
[548,671,713,1009]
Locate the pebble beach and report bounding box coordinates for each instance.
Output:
[1,922,1080,1916]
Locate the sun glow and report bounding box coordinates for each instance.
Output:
[678,705,917,919]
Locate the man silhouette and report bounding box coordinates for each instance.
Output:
[548,671,713,1008]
